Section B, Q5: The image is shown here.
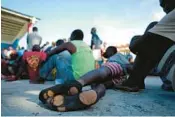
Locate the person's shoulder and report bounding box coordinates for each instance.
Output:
[113,53,126,59]
[108,53,118,59]
[34,33,42,38]
[37,34,42,39]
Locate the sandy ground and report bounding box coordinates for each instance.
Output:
[1,76,175,116]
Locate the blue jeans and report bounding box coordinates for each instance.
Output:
[40,51,75,84]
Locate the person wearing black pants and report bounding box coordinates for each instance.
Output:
[115,32,174,91]
[115,0,175,92]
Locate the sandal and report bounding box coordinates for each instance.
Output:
[39,80,82,104]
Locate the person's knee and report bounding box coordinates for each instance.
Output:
[97,67,111,79]
[129,35,142,54]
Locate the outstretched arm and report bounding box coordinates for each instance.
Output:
[47,42,76,57]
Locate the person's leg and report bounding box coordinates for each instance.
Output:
[54,55,74,84]
[120,55,152,89]
[45,84,106,112]
[115,33,174,91]
[39,63,122,104]
[45,72,55,81]
[158,46,175,91]
[39,67,110,104]
[78,66,112,86]
[39,55,58,79]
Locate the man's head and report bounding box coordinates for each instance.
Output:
[159,0,175,13]
[70,29,84,41]
[52,42,56,47]
[56,39,64,46]
[91,27,97,34]
[33,27,38,32]
[103,46,117,58]
[32,45,40,52]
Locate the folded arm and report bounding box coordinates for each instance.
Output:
[47,42,76,57]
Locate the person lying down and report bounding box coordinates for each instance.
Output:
[39,46,132,112]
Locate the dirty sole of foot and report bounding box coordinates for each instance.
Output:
[50,90,97,112]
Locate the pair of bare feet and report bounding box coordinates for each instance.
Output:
[39,81,105,112]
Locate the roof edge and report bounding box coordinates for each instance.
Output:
[1,6,41,21]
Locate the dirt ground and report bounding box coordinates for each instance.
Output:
[1,76,175,116]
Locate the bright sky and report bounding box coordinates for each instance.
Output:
[2,0,165,48]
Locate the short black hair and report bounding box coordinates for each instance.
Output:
[159,0,175,13]
[103,46,117,58]
[33,27,38,32]
[56,39,64,46]
[32,45,40,51]
[70,29,84,41]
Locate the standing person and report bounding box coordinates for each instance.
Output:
[90,27,102,49]
[40,29,95,84]
[90,27,103,68]
[27,27,42,51]
[114,0,175,92]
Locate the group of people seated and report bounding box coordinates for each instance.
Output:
[39,0,175,112]
[1,46,26,80]
[1,0,175,112]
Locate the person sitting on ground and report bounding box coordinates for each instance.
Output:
[114,0,175,92]
[13,45,47,83]
[129,21,158,55]
[40,29,95,84]
[38,46,131,112]
[1,49,9,78]
[1,48,21,81]
[40,39,71,84]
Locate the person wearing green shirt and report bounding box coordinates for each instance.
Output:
[43,29,95,83]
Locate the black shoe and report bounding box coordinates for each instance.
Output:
[161,84,174,92]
